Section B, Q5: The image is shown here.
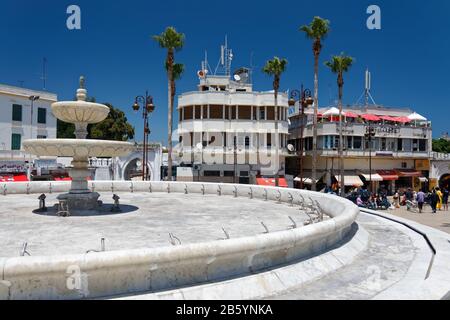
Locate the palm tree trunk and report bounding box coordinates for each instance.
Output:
[167,51,174,181]
[312,52,319,191]
[274,88,279,187]
[338,78,344,197]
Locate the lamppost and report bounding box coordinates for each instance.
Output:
[132,91,155,181]
[288,85,314,189]
[364,125,376,194]
[28,95,40,139]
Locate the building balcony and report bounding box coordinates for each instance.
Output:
[290,122,432,139]
[178,119,289,134]
[303,149,430,159]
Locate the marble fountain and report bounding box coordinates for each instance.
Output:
[22,76,133,214]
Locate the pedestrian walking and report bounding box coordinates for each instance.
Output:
[416,189,425,213]
[430,189,438,214]
[443,187,449,211]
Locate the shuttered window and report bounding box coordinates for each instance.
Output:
[12,104,22,121]
[37,108,46,124]
[11,134,21,150]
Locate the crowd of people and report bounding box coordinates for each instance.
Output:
[345,186,449,214]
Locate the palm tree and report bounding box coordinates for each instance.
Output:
[325,53,354,197]
[300,16,330,191]
[153,27,185,181]
[263,57,288,187]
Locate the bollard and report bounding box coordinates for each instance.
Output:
[3,184,7,196]
[288,193,294,206]
[184,184,188,194]
[233,186,238,198]
[37,194,47,212]
[201,184,205,195]
[111,194,121,212]
[49,182,52,194]
[130,182,134,193]
[248,187,253,199]
[149,183,152,193]
[263,189,268,201]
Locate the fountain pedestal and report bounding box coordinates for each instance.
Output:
[57,155,100,212]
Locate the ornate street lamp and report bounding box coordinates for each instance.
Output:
[132,91,155,181]
[289,85,313,189]
[364,125,376,194]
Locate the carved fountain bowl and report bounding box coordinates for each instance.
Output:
[23,139,134,158]
[52,101,110,124]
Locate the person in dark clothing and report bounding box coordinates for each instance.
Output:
[443,188,449,211]
[405,188,413,202]
[430,189,438,214]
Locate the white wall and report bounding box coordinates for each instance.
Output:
[0,84,57,160]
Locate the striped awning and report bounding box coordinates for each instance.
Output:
[335,175,364,187]
[360,172,383,182]
[377,170,399,181]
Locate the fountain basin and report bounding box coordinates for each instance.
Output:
[23,139,134,158]
[51,101,110,124]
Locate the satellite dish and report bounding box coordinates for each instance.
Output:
[287,144,295,152]
[196,143,203,150]
[233,74,241,81]
[136,160,142,168]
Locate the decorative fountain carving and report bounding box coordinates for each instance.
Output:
[23,77,134,214]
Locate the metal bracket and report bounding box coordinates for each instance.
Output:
[261,221,269,234]
[20,242,31,256]
[169,233,181,246]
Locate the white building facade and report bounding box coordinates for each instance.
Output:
[175,74,289,184]
[287,105,433,193]
[0,84,57,161]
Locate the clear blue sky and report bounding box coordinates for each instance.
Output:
[1,0,449,143]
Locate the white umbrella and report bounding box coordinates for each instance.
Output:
[408,112,427,127]
[322,107,341,116]
[407,112,427,121]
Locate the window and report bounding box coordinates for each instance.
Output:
[204,170,220,177]
[209,105,223,119]
[245,136,250,148]
[37,108,46,124]
[184,106,193,120]
[419,139,427,152]
[252,107,257,120]
[413,139,419,152]
[267,107,275,120]
[267,133,272,148]
[398,138,403,151]
[224,171,234,177]
[11,134,21,150]
[353,136,362,150]
[12,104,22,121]
[231,106,237,119]
[347,136,353,149]
[194,106,201,119]
[238,106,251,120]
[259,108,266,120]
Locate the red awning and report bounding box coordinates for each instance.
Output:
[256,177,288,188]
[344,111,359,118]
[361,114,381,121]
[377,170,399,181]
[396,169,422,177]
[393,116,412,123]
[0,175,29,182]
[380,115,397,122]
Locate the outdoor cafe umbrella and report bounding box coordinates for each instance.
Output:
[408,112,427,126]
[323,107,341,122]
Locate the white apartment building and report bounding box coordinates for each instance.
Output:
[0,84,57,161]
[175,69,289,184]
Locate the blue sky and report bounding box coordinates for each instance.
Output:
[1,0,449,142]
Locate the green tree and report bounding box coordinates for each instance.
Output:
[325,53,354,196]
[57,101,134,141]
[432,139,450,153]
[153,26,185,181]
[89,103,134,141]
[263,57,288,187]
[300,16,330,191]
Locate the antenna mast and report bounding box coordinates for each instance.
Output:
[356,68,376,107]
[41,57,47,90]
